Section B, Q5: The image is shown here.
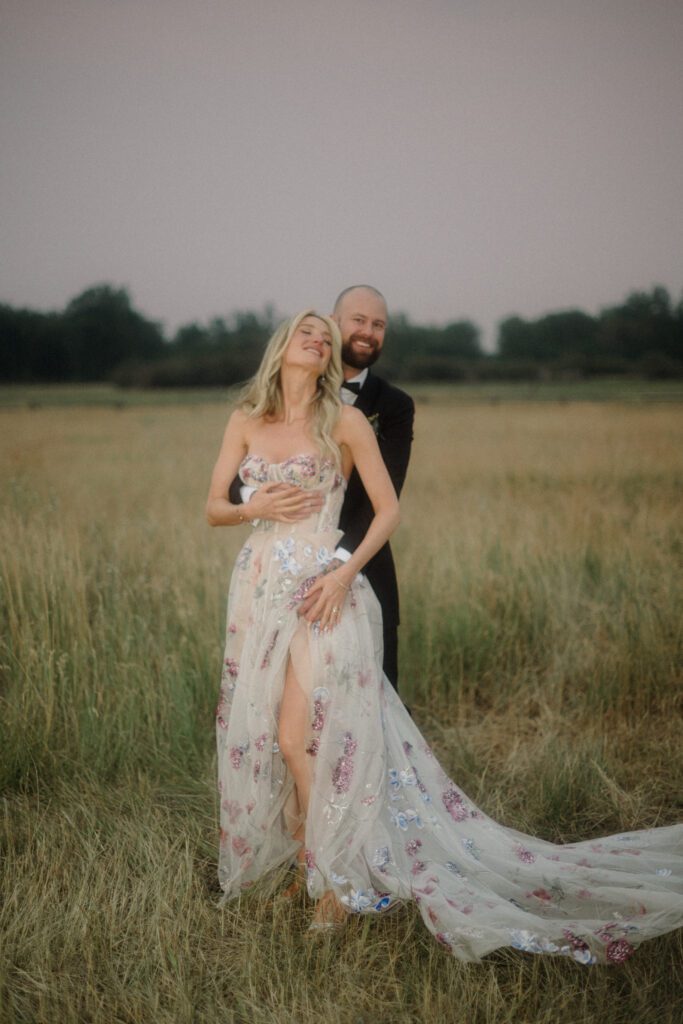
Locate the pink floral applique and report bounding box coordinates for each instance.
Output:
[332,733,357,793]
[606,938,634,963]
[230,746,245,769]
[232,835,251,857]
[260,630,279,669]
[442,787,468,822]
[311,700,325,732]
[215,696,229,730]
[222,799,242,824]
[563,929,591,955]
[515,845,536,864]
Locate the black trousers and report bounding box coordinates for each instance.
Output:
[382,619,399,692]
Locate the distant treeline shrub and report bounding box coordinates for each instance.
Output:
[1,282,682,385]
[0,286,165,382]
[497,288,683,377]
[112,309,275,387]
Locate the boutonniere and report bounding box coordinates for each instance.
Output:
[367,413,380,436]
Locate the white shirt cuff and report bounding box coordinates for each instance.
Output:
[240,485,256,504]
[333,547,352,563]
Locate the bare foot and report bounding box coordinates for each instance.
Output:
[280,873,304,901]
[308,890,347,931]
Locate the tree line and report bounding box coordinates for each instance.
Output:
[1,283,682,386]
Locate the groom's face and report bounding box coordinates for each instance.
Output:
[334,289,387,372]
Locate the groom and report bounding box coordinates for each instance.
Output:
[321,285,414,690]
[231,285,414,691]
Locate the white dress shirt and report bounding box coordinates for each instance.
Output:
[339,368,369,405]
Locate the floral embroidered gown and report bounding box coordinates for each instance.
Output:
[216,454,683,965]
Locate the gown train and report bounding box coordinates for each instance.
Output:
[216,454,683,964]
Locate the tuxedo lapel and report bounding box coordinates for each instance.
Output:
[353,371,380,416]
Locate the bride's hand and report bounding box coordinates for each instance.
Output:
[303,569,353,631]
[246,484,324,523]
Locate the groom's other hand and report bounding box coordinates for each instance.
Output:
[246,484,324,523]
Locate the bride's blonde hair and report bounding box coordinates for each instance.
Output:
[239,309,343,465]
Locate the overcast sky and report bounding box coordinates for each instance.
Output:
[1,0,682,348]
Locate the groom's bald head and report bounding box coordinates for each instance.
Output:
[332,285,388,374]
[333,284,387,317]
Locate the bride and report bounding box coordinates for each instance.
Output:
[206,309,683,962]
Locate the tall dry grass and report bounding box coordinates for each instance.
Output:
[1,397,682,1023]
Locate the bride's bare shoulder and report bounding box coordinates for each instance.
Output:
[221,406,252,444]
[336,403,371,442]
[337,404,366,430]
[228,406,250,425]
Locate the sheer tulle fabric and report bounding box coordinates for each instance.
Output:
[216,455,683,964]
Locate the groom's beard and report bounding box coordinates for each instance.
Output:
[341,334,381,371]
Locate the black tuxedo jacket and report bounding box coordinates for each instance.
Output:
[338,372,414,627]
[228,371,414,626]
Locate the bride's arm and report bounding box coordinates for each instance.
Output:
[304,406,400,626]
[205,410,318,526]
[205,410,254,526]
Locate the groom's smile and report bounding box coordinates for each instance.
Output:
[333,286,388,374]
[345,332,380,367]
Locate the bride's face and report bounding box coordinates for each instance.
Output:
[282,316,333,373]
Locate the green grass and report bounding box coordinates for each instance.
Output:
[1,398,682,1023]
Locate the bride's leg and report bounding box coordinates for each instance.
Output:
[278,656,311,899]
[279,655,311,835]
[278,655,345,927]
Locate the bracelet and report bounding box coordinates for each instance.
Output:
[333,578,350,592]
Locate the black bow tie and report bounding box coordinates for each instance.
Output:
[342,381,362,394]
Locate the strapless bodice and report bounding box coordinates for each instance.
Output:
[239,453,345,491]
[238,453,345,535]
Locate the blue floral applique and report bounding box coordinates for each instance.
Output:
[274,538,302,576]
[236,544,252,570]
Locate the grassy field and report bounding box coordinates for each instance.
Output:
[2,377,683,409]
[1,391,682,1023]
